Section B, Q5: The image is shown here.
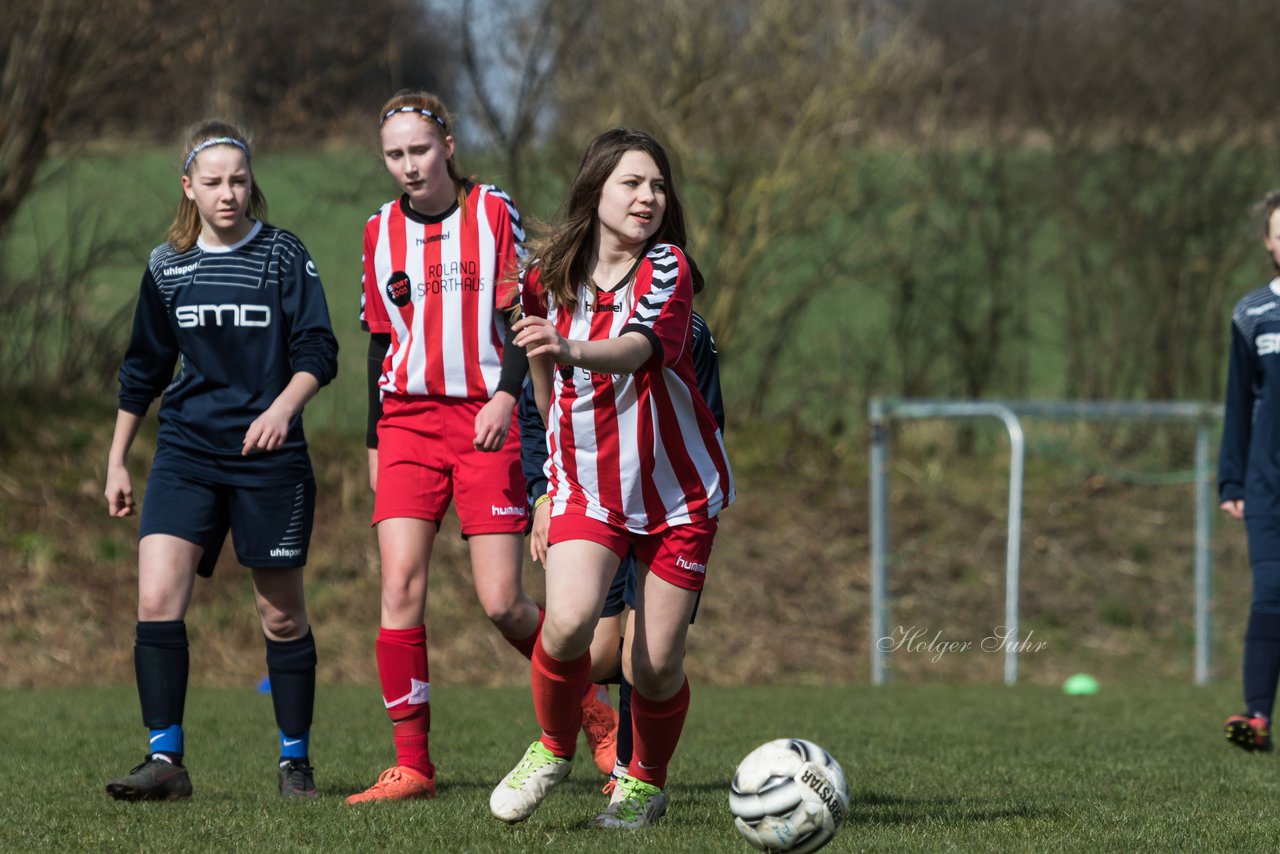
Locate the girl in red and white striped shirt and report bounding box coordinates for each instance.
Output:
[348,90,544,805]
[490,128,733,829]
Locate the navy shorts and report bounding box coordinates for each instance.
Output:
[139,468,316,576]
[600,551,701,623]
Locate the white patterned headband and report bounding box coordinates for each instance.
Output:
[380,106,447,131]
[184,137,251,174]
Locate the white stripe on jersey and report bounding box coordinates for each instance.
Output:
[439,210,466,396]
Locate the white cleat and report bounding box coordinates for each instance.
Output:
[490,741,572,824]
[587,774,668,828]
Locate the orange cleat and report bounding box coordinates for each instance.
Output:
[1224,713,1272,752]
[345,765,436,804]
[580,684,618,776]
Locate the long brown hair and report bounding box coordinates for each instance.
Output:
[530,128,701,312]
[378,89,468,215]
[166,120,267,252]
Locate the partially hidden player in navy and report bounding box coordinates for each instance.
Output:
[518,307,724,796]
[1220,189,1280,753]
[103,121,339,800]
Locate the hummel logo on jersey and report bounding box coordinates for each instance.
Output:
[491,504,527,517]
[270,547,303,558]
[675,555,707,574]
[1259,333,1280,355]
[416,232,450,246]
[175,304,271,328]
[163,261,199,277]
[589,302,623,313]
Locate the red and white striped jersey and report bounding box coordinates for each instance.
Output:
[520,243,734,533]
[360,182,523,399]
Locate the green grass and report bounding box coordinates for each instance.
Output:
[2,682,1277,851]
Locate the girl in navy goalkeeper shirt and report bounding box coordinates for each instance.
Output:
[103,120,338,801]
[1219,190,1280,754]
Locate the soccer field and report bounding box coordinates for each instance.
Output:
[1,682,1274,852]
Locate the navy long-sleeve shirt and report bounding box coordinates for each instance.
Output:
[519,309,724,504]
[118,222,339,485]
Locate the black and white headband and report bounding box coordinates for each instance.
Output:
[184,137,251,173]
[380,106,447,131]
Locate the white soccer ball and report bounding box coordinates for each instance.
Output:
[729,738,849,853]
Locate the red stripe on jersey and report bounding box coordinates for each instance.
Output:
[649,371,710,516]
[633,379,668,527]
[421,221,448,394]
[386,204,413,394]
[588,304,626,526]
[460,193,484,397]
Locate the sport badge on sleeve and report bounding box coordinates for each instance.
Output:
[386,271,412,307]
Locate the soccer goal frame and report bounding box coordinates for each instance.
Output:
[868,397,1221,686]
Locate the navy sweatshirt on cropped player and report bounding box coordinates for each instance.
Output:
[117,221,339,485]
[519,310,724,505]
[1219,280,1280,511]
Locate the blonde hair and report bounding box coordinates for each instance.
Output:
[166,120,267,252]
[378,90,468,215]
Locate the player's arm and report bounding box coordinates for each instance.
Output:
[514,316,653,376]
[360,220,392,487]
[366,332,390,491]
[691,311,726,432]
[110,268,179,516]
[1219,319,1255,519]
[244,248,338,455]
[474,192,529,452]
[474,312,528,451]
[105,410,144,517]
[243,371,322,456]
[517,381,553,562]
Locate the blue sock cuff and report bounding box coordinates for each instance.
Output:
[280,729,310,759]
[149,723,184,757]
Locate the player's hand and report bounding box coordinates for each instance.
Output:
[243,402,293,456]
[474,391,516,451]
[513,315,570,362]
[1220,499,1245,520]
[531,499,551,563]
[368,448,378,493]
[105,463,135,517]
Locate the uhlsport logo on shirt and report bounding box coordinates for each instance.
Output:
[1247,301,1277,317]
[491,504,527,518]
[163,261,199,278]
[676,555,707,575]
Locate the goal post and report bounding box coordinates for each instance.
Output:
[868,397,1220,686]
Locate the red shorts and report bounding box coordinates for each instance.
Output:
[374,394,527,535]
[547,512,718,591]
